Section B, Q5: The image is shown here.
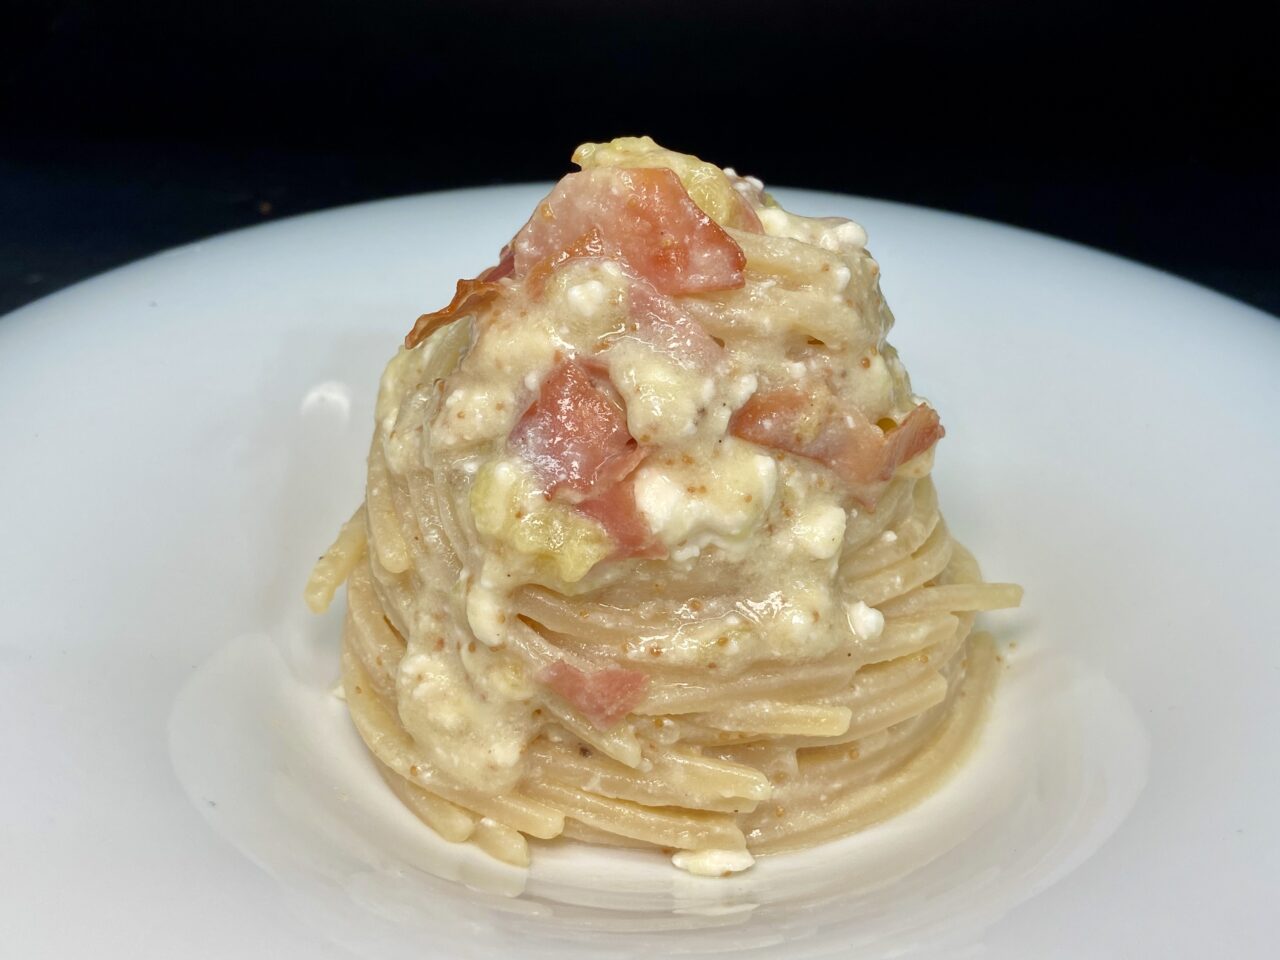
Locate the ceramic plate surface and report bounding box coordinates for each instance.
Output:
[2,185,1277,958]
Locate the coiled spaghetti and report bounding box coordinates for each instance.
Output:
[308,137,1020,874]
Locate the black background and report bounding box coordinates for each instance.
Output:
[2,0,1276,317]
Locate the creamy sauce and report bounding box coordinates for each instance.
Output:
[367,140,925,797]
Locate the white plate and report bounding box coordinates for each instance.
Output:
[2,186,1277,958]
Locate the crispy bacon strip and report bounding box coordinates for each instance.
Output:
[404,278,498,349]
[480,244,515,282]
[538,660,650,729]
[522,228,611,297]
[403,246,515,349]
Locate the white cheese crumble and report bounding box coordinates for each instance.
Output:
[399,653,466,732]
[757,207,869,252]
[633,442,777,560]
[433,381,517,448]
[814,219,868,251]
[723,168,765,193]
[791,503,847,559]
[726,373,758,409]
[698,377,715,404]
[672,848,755,876]
[566,279,607,316]
[489,739,521,768]
[465,564,513,648]
[846,600,885,641]
[834,220,868,248]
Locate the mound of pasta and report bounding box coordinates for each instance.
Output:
[307,137,1021,875]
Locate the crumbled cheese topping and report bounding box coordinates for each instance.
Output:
[791,502,847,559]
[633,441,777,560]
[672,848,756,876]
[566,279,607,316]
[846,600,885,641]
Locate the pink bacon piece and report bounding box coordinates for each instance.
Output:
[509,359,662,559]
[730,386,944,508]
[538,661,650,729]
[577,480,666,560]
[513,167,747,297]
[625,282,725,369]
[509,359,645,500]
